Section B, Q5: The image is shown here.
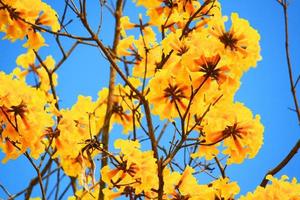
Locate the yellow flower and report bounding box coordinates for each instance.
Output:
[116,36,135,56]
[120,16,135,37]
[16,53,58,92]
[133,0,161,9]
[54,95,105,177]
[239,175,300,200]
[147,64,191,119]
[36,55,58,91]
[101,139,158,197]
[0,0,59,50]
[191,145,219,161]
[212,177,240,200]
[163,166,215,200]
[190,54,236,88]
[132,37,162,78]
[202,102,264,164]
[145,0,217,32]
[161,29,193,68]
[29,197,41,200]
[96,83,139,134]
[38,2,60,31]
[4,20,28,41]
[0,71,54,162]
[208,13,261,71]
[16,50,36,69]
[23,29,46,50]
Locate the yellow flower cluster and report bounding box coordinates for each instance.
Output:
[0,0,60,50]
[0,66,140,175]
[2,0,296,199]
[99,139,241,200]
[0,71,54,162]
[53,95,105,178]
[163,166,240,200]
[118,0,264,164]
[14,50,59,92]
[52,81,140,179]
[239,175,300,200]
[192,102,264,164]
[108,79,142,134]
[101,139,158,198]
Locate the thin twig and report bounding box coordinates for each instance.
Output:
[214,157,226,178]
[24,152,46,200]
[280,0,300,122]
[260,139,300,187]
[0,183,12,198]
[98,0,123,199]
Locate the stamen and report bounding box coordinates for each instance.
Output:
[164,84,186,103]
[219,32,239,51]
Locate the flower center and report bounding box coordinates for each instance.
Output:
[219,32,238,51]
[164,84,186,103]
[177,45,189,56]
[222,123,243,140]
[199,55,221,81]
[7,101,28,119]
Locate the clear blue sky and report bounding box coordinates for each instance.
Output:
[0,0,300,199]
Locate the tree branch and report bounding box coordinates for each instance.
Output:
[281,0,300,122]
[98,0,123,199]
[260,139,300,187]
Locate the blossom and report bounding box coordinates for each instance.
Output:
[0,0,60,50]
[120,16,135,37]
[202,102,264,164]
[133,0,161,9]
[147,64,191,119]
[116,36,136,56]
[53,95,105,177]
[96,80,141,134]
[15,53,58,92]
[163,166,215,200]
[0,71,54,162]
[239,175,300,200]
[23,29,46,50]
[208,13,261,71]
[190,54,235,88]
[212,177,240,200]
[101,139,158,197]
[16,50,35,69]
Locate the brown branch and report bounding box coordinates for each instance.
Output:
[281,0,300,122]
[214,157,226,179]
[260,0,300,188]
[24,158,53,199]
[34,51,60,110]
[24,152,46,200]
[157,121,170,143]
[98,0,123,199]
[53,41,79,73]
[0,183,12,199]
[260,139,300,187]
[78,4,164,199]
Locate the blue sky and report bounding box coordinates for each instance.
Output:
[1,0,300,199]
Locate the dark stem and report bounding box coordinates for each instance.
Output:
[260,139,300,187]
[99,0,123,199]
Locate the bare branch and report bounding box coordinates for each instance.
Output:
[98,0,123,198]
[280,1,300,122]
[260,139,300,187]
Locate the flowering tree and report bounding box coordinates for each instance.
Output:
[0,0,299,199]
